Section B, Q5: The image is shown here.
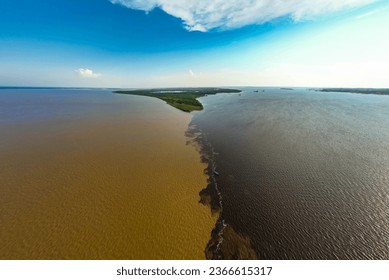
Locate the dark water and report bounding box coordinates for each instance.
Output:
[191,88,389,259]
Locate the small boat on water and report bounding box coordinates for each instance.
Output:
[254,90,259,92]
[213,170,220,176]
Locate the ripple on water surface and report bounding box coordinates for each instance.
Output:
[191,88,389,259]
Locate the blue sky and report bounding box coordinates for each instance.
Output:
[0,0,388,87]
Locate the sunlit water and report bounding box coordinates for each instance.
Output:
[192,88,389,259]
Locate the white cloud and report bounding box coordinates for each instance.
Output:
[110,0,375,31]
[75,68,102,78]
[189,69,195,77]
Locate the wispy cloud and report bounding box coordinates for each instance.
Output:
[75,68,101,78]
[110,0,375,31]
[355,8,381,19]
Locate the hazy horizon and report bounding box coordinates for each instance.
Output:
[1,85,389,90]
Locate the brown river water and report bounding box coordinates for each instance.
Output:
[0,89,215,259]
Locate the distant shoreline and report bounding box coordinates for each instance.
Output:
[318,88,389,95]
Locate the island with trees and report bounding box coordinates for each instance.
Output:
[114,88,241,112]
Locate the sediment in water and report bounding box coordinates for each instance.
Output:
[186,123,258,260]
[0,91,216,260]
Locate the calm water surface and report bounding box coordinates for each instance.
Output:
[192,88,389,259]
[0,88,214,259]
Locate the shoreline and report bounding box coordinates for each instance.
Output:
[318,88,389,95]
